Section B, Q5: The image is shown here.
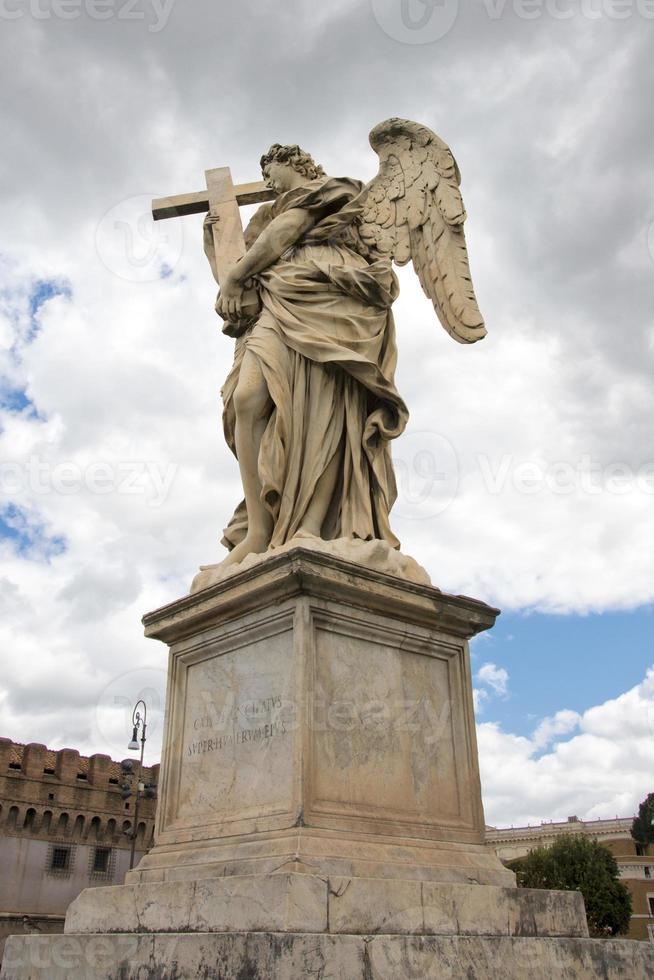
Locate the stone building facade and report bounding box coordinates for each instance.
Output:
[0,738,158,962]
[487,815,654,942]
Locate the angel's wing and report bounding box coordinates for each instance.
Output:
[358,118,486,345]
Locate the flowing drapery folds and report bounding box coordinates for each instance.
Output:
[221,177,408,550]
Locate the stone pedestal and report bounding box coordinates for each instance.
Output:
[131,547,510,889]
[3,549,654,978]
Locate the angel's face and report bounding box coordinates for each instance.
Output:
[263,161,298,195]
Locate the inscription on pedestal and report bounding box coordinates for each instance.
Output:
[187,695,287,758]
[170,630,295,828]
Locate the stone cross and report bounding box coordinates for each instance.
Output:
[151,168,275,286]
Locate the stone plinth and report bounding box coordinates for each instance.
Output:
[63,874,588,938]
[4,931,654,979]
[131,547,510,887]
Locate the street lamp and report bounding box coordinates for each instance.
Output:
[126,700,147,870]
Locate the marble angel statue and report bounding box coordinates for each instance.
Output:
[203,118,486,574]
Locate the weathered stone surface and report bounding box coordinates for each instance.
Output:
[128,829,512,888]
[3,932,653,980]
[66,874,328,936]
[1,933,364,980]
[328,876,424,936]
[327,877,588,938]
[365,935,654,979]
[65,873,587,939]
[172,620,295,830]
[65,881,139,935]
[191,873,327,934]
[421,879,589,938]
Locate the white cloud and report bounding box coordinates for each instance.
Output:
[474,688,490,713]
[477,662,510,698]
[480,668,654,827]
[532,709,581,749]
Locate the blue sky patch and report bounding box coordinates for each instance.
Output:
[472,606,654,736]
[0,386,34,413]
[29,278,72,317]
[26,279,72,342]
[0,504,66,561]
[0,275,72,419]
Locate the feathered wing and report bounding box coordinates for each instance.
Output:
[358,118,486,345]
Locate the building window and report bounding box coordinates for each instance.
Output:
[51,847,70,871]
[645,867,652,879]
[93,847,110,873]
[648,896,654,916]
[46,842,76,877]
[89,846,115,880]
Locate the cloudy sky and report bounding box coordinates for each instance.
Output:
[1,0,653,828]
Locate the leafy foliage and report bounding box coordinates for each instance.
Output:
[631,792,654,855]
[507,834,632,937]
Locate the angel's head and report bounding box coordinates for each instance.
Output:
[260,143,325,194]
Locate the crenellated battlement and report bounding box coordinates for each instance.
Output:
[0,738,158,850]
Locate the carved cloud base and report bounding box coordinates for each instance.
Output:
[190,534,434,593]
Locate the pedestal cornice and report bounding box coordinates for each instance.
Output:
[142,547,500,645]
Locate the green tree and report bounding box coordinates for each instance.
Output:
[507,834,632,937]
[631,792,654,856]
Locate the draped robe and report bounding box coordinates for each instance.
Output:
[220,176,409,550]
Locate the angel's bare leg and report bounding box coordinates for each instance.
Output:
[296,449,341,539]
[222,351,274,567]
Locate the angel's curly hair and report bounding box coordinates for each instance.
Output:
[260,143,326,180]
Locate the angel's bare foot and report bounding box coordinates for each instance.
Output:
[221,529,271,568]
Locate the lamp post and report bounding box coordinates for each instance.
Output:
[127,699,147,871]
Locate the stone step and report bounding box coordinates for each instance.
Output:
[64,872,588,939]
[2,932,654,980]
